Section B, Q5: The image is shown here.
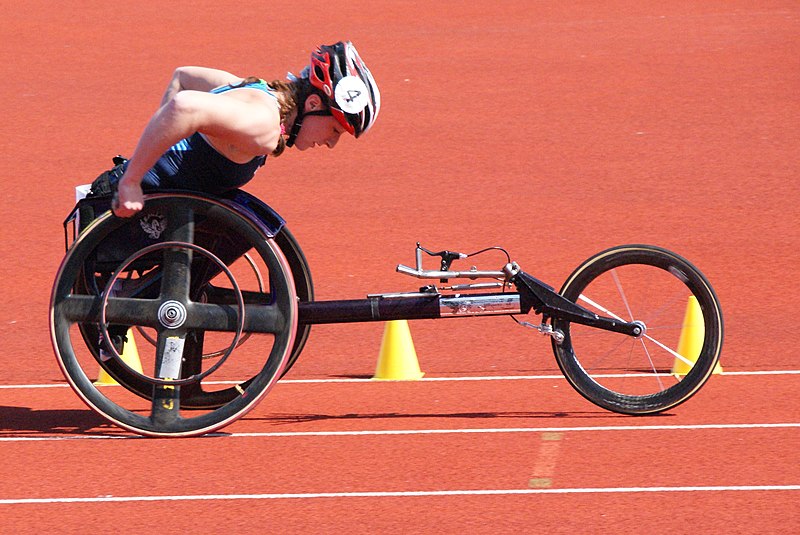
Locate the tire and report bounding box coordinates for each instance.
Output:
[551,245,723,414]
[274,226,313,377]
[51,193,298,436]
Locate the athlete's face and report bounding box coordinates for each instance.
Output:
[294,114,345,151]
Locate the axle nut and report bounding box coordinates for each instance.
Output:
[158,300,187,329]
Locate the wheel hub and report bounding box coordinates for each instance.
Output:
[158,300,187,329]
[631,320,646,338]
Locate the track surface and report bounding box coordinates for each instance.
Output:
[1,1,798,532]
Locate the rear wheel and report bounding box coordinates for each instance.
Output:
[51,193,298,436]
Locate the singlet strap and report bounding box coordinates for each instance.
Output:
[212,79,278,100]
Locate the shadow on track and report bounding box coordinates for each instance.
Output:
[0,405,121,436]
[248,409,670,426]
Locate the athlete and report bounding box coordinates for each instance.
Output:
[105,40,380,218]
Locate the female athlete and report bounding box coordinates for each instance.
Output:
[107,40,380,218]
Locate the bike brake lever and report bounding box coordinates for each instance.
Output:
[416,242,467,272]
[417,243,467,282]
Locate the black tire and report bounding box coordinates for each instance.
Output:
[551,245,723,414]
[51,193,298,436]
[274,226,313,377]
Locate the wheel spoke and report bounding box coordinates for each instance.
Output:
[59,294,161,327]
[160,204,195,303]
[159,248,191,303]
[186,302,284,333]
[643,332,694,367]
[151,382,182,426]
[610,268,634,321]
[637,338,666,390]
[578,293,626,322]
[154,329,187,380]
[163,203,196,243]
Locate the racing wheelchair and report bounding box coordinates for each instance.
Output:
[52,190,723,437]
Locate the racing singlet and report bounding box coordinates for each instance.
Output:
[128,79,276,194]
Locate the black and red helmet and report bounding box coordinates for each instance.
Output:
[307,41,381,138]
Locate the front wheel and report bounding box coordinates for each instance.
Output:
[551,245,723,415]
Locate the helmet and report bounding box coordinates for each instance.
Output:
[308,41,380,138]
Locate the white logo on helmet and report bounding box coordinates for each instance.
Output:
[334,75,369,114]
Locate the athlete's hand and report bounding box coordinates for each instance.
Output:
[113,175,144,218]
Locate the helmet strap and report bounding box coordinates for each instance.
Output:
[285,108,332,148]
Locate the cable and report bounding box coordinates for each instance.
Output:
[463,246,511,264]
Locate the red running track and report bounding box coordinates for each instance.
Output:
[1,0,799,532]
[1,373,799,531]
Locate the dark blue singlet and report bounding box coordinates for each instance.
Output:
[125,80,276,194]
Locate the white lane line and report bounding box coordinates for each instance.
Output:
[1,485,799,505]
[2,422,798,442]
[223,422,800,439]
[2,369,799,389]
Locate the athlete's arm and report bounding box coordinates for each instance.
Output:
[160,66,244,106]
[114,90,279,217]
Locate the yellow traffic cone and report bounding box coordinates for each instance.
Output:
[373,320,424,380]
[671,296,722,375]
[95,328,144,385]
